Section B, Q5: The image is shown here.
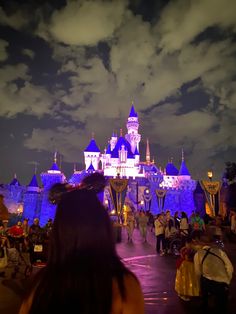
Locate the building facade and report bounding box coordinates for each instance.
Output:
[1,103,197,225]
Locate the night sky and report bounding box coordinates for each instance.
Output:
[0,0,235,185]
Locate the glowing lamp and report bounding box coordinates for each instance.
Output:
[207,171,213,180]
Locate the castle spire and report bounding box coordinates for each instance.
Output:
[146,138,150,164]
[129,102,137,118]
[34,162,37,174]
[182,148,184,161]
[54,151,57,163]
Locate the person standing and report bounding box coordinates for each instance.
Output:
[138,211,149,243]
[179,211,189,238]
[190,212,205,239]
[154,213,166,256]
[194,240,234,313]
[126,211,135,242]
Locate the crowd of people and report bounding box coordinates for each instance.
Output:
[0,174,235,313]
[119,205,235,313]
[0,216,53,277]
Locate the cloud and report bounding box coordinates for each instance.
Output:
[24,126,89,163]
[0,39,9,61]
[156,0,236,52]
[0,0,236,181]
[0,63,29,87]
[0,7,28,29]
[43,0,128,46]
[22,48,35,59]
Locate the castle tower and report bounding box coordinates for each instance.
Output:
[23,173,41,225]
[125,102,141,154]
[8,173,23,203]
[178,149,191,180]
[40,152,66,226]
[84,134,101,171]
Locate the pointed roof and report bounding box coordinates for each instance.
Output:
[87,162,95,172]
[106,143,111,154]
[10,174,20,186]
[134,146,139,155]
[50,162,60,171]
[28,174,39,187]
[84,139,100,153]
[179,160,190,176]
[165,162,179,176]
[194,181,204,193]
[111,136,134,158]
[27,174,40,193]
[129,103,138,118]
[178,149,190,176]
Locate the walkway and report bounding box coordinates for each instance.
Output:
[0,226,236,313]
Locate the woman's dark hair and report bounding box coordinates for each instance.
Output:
[181,211,188,222]
[26,187,131,314]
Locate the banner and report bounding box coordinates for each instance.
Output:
[200,180,221,216]
[143,188,152,211]
[155,189,167,211]
[109,178,128,217]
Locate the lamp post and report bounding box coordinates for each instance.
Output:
[207,171,215,216]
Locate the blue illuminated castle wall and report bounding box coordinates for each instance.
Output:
[1,104,199,225]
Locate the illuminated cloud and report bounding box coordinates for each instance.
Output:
[0,0,235,182]
[22,48,35,59]
[156,0,236,52]
[0,6,28,29]
[0,39,8,61]
[46,0,128,46]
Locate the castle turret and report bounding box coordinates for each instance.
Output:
[125,102,141,154]
[178,149,191,180]
[84,135,101,171]
[23,174,41,225]
[8,173,23,203]
[40,152,66,225]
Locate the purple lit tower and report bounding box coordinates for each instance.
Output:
[23,174,41,225]
[40,153,66,226]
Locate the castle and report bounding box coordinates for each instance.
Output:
[0,103,197,226]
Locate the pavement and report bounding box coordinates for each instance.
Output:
[0,227,236,314]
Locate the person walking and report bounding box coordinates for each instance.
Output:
[194,239,234,313]
[138,211,149,242]
[154,213,166,256]
[19,174,145,314]
[126,211,135,242]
